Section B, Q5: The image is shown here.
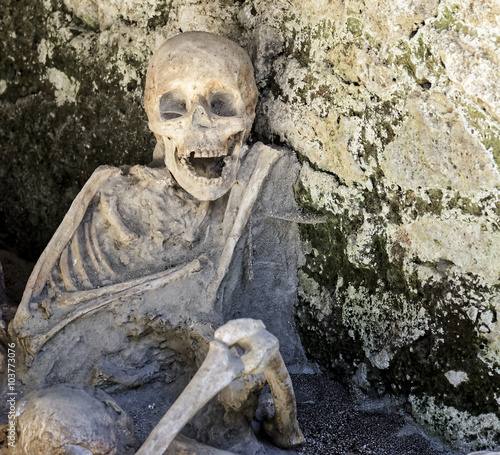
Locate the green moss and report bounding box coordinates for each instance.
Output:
[434,5,476,38]
[284,28,312,68]
[356,99,404,175]
[295,292,366,384]
[283,20,336,70]
[0,0,48,104]
[59,0,99,31]
[484,136,500,169]
[413,189,443,217]
[266,68,288,103]
[389,36,445,88]
[312,19,335,41]
[393,42,416,79]
[457,197,482,216]
[147,0,173,29]
[386,276,500,418]
[453,96,500,168]
[346,17,362,38]
[434,5,460,32]
[294,175,500,427]
[414,36,446,82]
[294,72,318,104]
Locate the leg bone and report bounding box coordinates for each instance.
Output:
[262,351,304,449]
[136,340,245,455]
[137,318,285,455]
[166,434,237,455]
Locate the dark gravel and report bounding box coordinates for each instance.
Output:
[290,373,461,455]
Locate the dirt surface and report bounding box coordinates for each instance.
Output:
[109,372,461,455]
[291,373,460,455]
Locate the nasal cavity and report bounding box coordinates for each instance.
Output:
[192,106,210,125]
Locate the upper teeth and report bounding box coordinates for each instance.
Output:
[181,149,226,158]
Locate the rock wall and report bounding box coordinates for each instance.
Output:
[1,0,499,450]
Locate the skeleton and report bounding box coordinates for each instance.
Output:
[9,31,306,454]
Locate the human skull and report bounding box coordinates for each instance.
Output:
[145,31,258,201]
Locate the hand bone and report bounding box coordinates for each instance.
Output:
[215,319,303,448]
[214,318,279,375]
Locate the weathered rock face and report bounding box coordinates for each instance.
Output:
[1,0,499,450]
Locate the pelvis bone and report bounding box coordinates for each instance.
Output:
[137,319,303,455]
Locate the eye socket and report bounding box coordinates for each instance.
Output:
[159,90,187,121]
[209,91,238,117]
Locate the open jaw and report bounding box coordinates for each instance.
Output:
[176,133,242,184]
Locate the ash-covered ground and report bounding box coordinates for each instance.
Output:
[112,371,461,455]
[289,373,459,455]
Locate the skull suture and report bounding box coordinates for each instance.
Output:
[145,32,258,201]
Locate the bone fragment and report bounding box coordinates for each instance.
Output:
[59,245,78,292]
[70,235,92,289]
[214,319,279,375]
[84,221,104,276]
[25,258,203,355]
[138,319,284,454]
[264,209,327,224]
[54,258,203,307]
[11,384,136,455]
[99,194,138,244]
[48,270,64,295]
[202,144,281,307]
[136,340,245,455]
[65,446,93,455]
[90,212,115,277]
[218,144,280,281]
[13,167,119,325]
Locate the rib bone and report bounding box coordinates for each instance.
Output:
[24,258,203,355]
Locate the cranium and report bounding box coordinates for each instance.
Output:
[145,32,258,201]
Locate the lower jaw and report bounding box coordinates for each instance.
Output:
[162,137,242,199]
[177,153,233,185]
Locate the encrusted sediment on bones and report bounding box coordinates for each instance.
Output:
[11,32,304,455]
[138,319,302,455]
